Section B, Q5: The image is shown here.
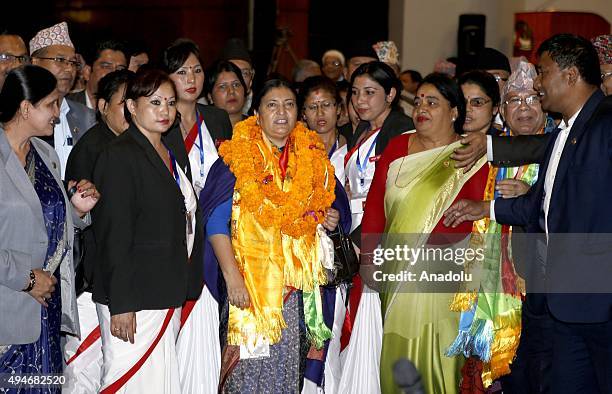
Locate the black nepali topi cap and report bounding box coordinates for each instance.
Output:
[475,47,511,72]
[220,38,252,64]
[344,39,379,61]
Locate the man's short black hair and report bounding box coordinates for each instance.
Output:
[126,39,149,58]
[400,69,422,84]
[83,39,128,66]
[0,29,21,36]
[537,34,601,87]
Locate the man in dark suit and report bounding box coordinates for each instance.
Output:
[445,34,612,393]
[68,39,128,110]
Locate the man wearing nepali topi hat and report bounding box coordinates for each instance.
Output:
[592,34,612,96]
[30,21,95,180]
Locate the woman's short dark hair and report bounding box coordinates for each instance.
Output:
[458,70,501,107]
[252,78,296,112]
[0,65,57,123]
[124,68,175,122]
[204,60,247,97]
[161,38,201,74]
[350,61,402,107]
[418,73,466,134]
[95,69,134,120]
[298,75,340,111]
[537,33,601,87]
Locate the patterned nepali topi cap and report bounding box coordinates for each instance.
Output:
[29,22,74,55]
[373,41,400,66]
[591,35,612,65]
[433,59,457,78]
[501,60,537,101]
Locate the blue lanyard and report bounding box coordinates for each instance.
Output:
[328,138,338,159]
[190,111,206,178]
[356,133,379,176]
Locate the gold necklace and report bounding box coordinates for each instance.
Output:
[179,110,197,138]
[393,133,460,188]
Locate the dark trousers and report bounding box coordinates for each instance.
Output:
[550,316,612,394]
[501,294,553,394]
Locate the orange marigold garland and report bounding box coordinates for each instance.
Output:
[219,116,335,239]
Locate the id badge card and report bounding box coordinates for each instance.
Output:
[350,197,365,214]
[193,180,204,196]
[351,169,370,199]
[193,172,206,196]
[239,336,270,360]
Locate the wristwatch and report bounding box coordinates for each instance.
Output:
[22,270,36,292]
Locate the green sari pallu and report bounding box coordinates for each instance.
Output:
[377,141,486,394]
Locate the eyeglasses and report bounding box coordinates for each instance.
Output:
[492,74,509,83]
[304,101,336,113]
[0,53,30,64]
[34,56,81,70]
[466,97,491,107]
[504,94,541,107]
[602,71,612,81]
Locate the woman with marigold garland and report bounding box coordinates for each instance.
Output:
[199,78,351,392]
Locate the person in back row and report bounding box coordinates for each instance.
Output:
[161,38,233,194]
[592,34,612,95]
[68,39,128,110]
[30,22,95,179]
[205,60,248,129]
[220,38,255,114]
[0,31,29,90]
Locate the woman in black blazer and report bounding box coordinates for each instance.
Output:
[92,68,202,392]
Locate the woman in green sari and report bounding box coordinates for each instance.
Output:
[361,74,489,393]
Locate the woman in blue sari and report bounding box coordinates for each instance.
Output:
[0,65,99,393]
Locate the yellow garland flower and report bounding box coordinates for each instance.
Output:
[219,116,336,239]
